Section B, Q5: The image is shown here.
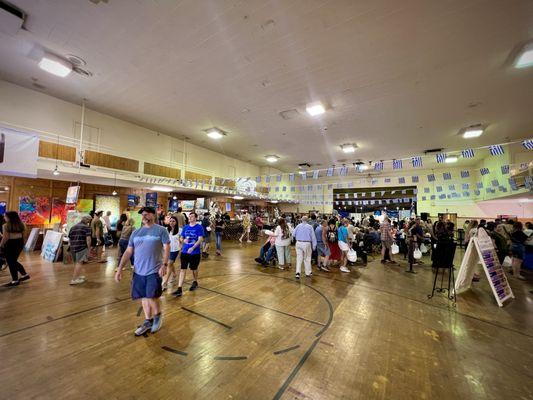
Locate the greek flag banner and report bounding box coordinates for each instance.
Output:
[374,161,383,171]
[501,165,509,175]
[411,156,423,168]
[443,172,452,180]
[480,167,489,176]
[462,183,469,190]
[399,177,405,184]
[289,173,295,182]
[412,176,419,183]
[460,170,469,178]
[255,176,261,183]
[436,153,447,163]
[489,145,504,156]
[448,184,455,191]
[462,149,475,158]
[277,174,282,182]
[523,139,533,150]
[436,186,442,192]
[509,177,517,190]
[427,174,435,182]
[393,159,403,170]
[491,179,499,187]
[312,170,319,179]
[265,176,271,183]
[477,182,483,188]
[424,187,430,193]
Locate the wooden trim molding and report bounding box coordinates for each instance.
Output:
[84,150,139,172]
[144,162,181,179]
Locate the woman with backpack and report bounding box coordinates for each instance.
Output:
[274,217,293,270]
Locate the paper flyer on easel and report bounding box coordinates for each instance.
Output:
[455,229,514,307]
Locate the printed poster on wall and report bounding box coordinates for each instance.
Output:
[127,195,140,208]
[0,126,39,177]
[146,192,157,207]
[19,196,50,225]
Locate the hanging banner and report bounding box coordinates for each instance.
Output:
[0,126,39,177]
[66,186,80,204]
[146,192,158,207]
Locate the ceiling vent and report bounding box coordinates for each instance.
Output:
[0,1,25,35]
[73,66,93,77]
[423,148,443,154]
[279,109,300,120]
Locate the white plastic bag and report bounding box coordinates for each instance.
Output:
[420,243,428,254]
[347,249,357,262]
[413,248,422,260]
[391,243,400,254]
[502,256,512,267]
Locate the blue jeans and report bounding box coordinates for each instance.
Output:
[260,245,276,262]
[215,231,223,251]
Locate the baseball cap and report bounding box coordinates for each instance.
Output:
[95,210,104,215]
[138,206,156,214]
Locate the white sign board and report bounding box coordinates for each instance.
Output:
[24,227,40,251]
[41,230,63,262]
[455,229,514,307]
[0,126,39,177]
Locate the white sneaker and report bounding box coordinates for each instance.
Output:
[340,266,350,273]
[70,277,86,285]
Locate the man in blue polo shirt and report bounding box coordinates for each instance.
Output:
[172,212,204,297]
[115,206,170,336]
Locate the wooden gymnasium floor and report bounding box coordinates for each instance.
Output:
[0,240,532,400]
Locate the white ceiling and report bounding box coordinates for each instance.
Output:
[1,0,533,171]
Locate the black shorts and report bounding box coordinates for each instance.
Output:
[180,252,201,270]
[131,273,162,300]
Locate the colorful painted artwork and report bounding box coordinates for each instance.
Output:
[50,198,74,225]
[95,195,120,226]
[76,199,94,213]
[19,196,50,225]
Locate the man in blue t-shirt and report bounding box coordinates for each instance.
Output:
[172,212,204,297]
[116,206,170,336]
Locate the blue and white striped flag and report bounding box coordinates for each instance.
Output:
[523,139,533,150]
[509,177,517,190]
[277,174,282,182]
[430,195,436,200]
[393,159,403,170]
[491,179,499,187]
[462,183,469,190]
[398,177,405,184]
[255,176,261,183]
[427,174,435,182]
[460,170,469,178]
[439,194,446,199]
[307,185,313,191]
[499,186,507,192]
[312,170,319,179]
[463,191,470,197]
[412,176,419,183]
[476,182,483,189]
[436,153,447,163]
[436,186,443,192]
[424,187,430,193]
[327,184,333,190]
[384,178,391,183]
[339,166,348,176]
[422,196,427,201]
[282,186,286,192]
[326,167,334,177]
[443,172,452,180]
[474,190,481,196]
[526,176,533,190]
[371,178,378,185]
[300,171,307,180]
[462,148,475,158]
[290,186,295,192]
[448,184,455,191]
[501,165,509,175]
[275,187,279,192]
[489,145,504,156]
[480,167,490,176]
[411,156,423,168]
[265,176,271,183]
[289,173,295,182]
[374,161,383,171]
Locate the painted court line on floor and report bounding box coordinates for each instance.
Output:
[181,306,232,330]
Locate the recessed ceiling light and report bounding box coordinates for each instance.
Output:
[306,102,325,116]
[265,155,279,163]
[515,42,533,69]
[341,143,357,153]
[38,53,72,77]
[205,127,226,139]
[462,126,484,138]
[445,156,458,164]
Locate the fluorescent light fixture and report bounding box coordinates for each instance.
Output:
[233,195,244,200]
[205,128,225,139]
[150,186,173,192]
[341,144,357,153]
[445,156,458,163]
[462,127,484,138]
[306,102,325,116]
[52,166,60,176]
[265,155,279,163]
[38,53,72,77]
[515,42,533,69]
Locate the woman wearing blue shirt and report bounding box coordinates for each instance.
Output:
[172,212,204,297]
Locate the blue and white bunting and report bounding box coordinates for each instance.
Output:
[374,161,383,171]
[422,196,427,201]
[276,174,282,182]
[424,187,430,193]
[398,177,405,184]
[460,170,469,178]
[501,165,509,175]
[412,176,419,183]
[508,177,517,190]
[523,139,533,150]
[393,159,403,170]
[443,172,452,180]
[526,176,533,190]
[326,166,334,177]
[289,173,295,182]
[476,182,483,188]
[255,176,261,183]
[312,170,319,179]
[491,179,499,187]
[462,148,475,158]
[411,156,423,168]
[436,186,443,192]
[290,186,295,192]
[427,174,435,182]
[489,145,504,156]
[462,183,469,190]
[436,153,447,163]
[327,184,333,190]
[480,167,490,176]
[463,192,470,197]
[430,195,436,200]
[265,176,271,183]
[448,184,455,191]
[384,178,391,183]
[300,171,307,180]
[474,190,481,196]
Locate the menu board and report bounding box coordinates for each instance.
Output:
[455,229,514,307]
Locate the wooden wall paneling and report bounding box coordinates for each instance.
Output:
[38,141,77,162]
[185,171,212,183]
[143,162,181,179]
[84,150,139,173]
